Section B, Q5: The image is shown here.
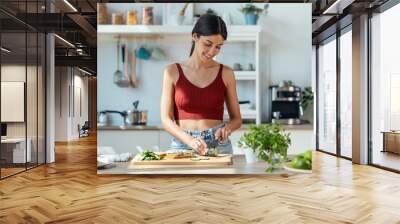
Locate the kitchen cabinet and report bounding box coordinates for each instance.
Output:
[159,130,173,151]
[97,124,313,155]
[98,130,159,154]
[229,130,246,154]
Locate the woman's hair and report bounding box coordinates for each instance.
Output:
[190,14,228,56]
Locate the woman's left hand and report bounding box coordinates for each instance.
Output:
[214,125,232,143]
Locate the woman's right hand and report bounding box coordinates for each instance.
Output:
[188,137,207,155]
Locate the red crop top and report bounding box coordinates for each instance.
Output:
[173,63,226,120]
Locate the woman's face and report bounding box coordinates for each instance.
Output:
[193,34,225,62]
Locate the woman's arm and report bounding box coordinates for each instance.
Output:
[160,65,207,154]
[214,66,242,142]
[223,66,243,132]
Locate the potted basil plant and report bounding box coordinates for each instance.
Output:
[239,3,268,25]
[238,124,291,172]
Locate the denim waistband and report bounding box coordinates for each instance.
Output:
[184,123,225,136]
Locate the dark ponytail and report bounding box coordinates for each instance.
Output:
[190,14,228,56]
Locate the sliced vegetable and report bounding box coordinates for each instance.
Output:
[139,150,162,161]
[205,148,219,157]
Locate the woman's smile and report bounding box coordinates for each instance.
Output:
[202,53,214,60]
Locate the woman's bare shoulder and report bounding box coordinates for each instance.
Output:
[164,63,179,83]
[221,64,235,85]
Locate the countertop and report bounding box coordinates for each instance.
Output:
[97,155,307,175]
[97,123,313,131]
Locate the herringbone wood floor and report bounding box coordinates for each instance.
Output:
[1,134,400,224]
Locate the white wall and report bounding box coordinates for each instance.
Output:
[98,3,312,125]
[55,67,89,141]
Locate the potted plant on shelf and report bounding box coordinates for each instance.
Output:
[300,87,314,122]
[238,124,291,172]
[239,3,268,25]
[176,3,189,25]
[301,87,313,111]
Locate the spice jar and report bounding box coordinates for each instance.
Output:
[127,10,138,25]
[112,12,124,25]
[97,3,108,24]
[142,6,153,25]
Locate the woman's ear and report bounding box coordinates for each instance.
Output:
[192,33,199,42]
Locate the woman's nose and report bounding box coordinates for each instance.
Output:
[209,47,219,56]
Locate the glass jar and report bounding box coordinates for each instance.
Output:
[112,12,124,25]
[142,6,153,25]
[127,10,138,25]
[97,3,108,24]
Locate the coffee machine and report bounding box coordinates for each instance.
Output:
[269,82,305,125]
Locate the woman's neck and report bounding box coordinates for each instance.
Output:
[185,55,216,69]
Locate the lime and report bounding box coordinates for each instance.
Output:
[291,156,311,170]
[303,150,312,162]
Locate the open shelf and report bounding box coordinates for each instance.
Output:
[224,108,257,119]
[234,71,257,80]
[98,22,261,124]
[98,25,260,41]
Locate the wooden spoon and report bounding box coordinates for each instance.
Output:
[130,47,139,87]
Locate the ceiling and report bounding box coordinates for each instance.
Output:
[1,0,395,74]
[0,0,97,74]
[311,0,390,43]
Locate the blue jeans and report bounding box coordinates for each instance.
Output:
[170,123,233,154]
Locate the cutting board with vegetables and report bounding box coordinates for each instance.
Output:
[131,151,233,167]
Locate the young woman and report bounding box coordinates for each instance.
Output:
[160,14,242,155]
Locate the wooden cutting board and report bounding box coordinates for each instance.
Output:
[131,154,233,167]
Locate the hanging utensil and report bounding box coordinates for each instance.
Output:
[130,47,139,87]
[116,43,131,87]
[113,39,124,85]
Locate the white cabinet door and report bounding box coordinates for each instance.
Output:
[287,130,313,155]
[159,130,173,151]
[98,130,159,154]
[230,130,246,155]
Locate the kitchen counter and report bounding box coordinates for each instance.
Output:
[98,124,161,130]
[97,123,313,131]
[97,155,306,175]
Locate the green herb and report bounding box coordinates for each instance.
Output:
[238,124,291,172]
[139,150,161,161]
[205,148,219,157]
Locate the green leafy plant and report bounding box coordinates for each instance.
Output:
[205,8,217,15]
[239,3,268,15]
[179,3,189,16]
[238,124,291,172]
[301,87,314,111]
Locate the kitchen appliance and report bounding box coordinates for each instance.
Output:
[98,101,148,127]
[270,84,304,125]
[1,123,7,139]
[98,110,125,126]
[124,100,148,125]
